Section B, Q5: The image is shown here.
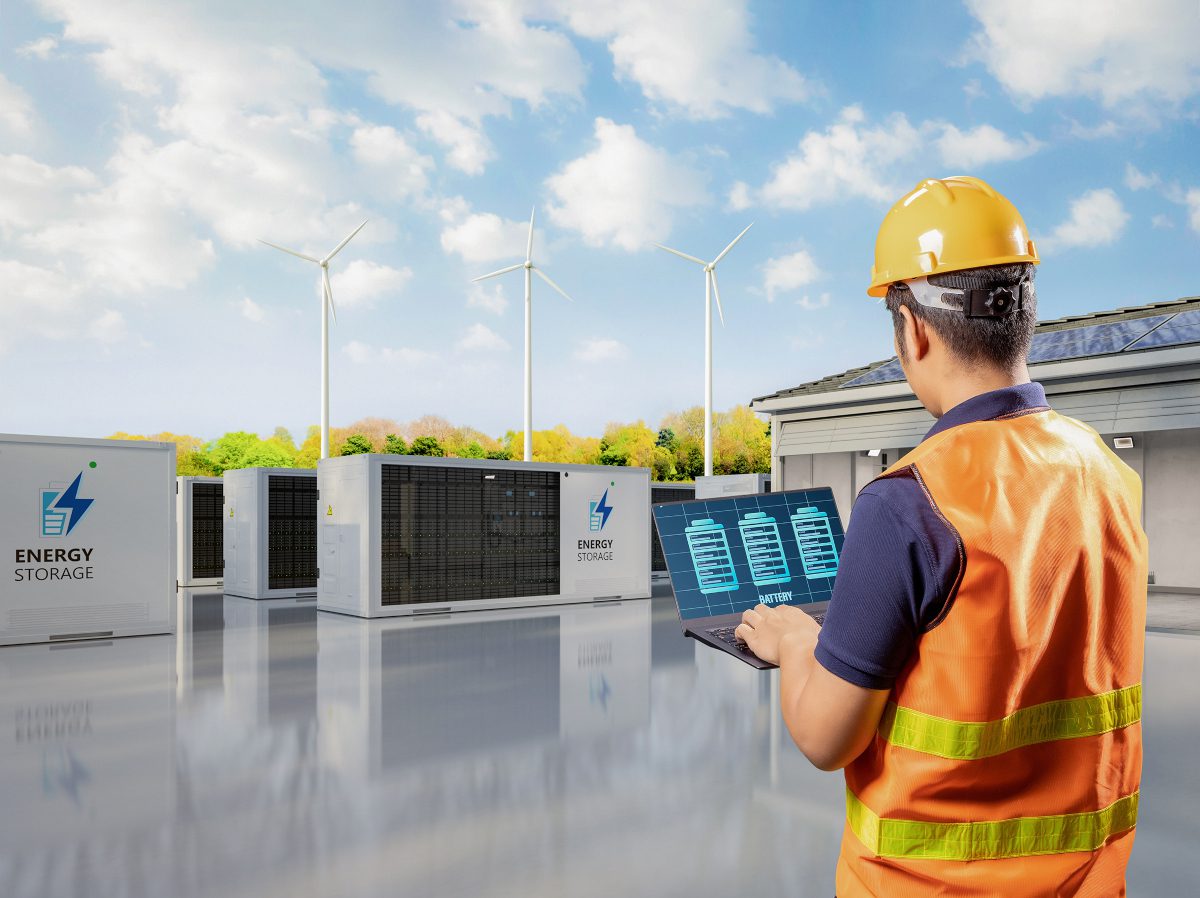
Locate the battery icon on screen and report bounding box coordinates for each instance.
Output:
[685,518,739,594]
[790,506,839,579]
[738,511,791,586]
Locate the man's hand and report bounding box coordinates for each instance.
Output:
[735,604,821,666]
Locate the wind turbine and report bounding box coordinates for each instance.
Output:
[655,223,753,477]
[472,208,573,463]
[259,220,368,460]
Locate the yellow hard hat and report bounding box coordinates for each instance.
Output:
[867,176,1039,297]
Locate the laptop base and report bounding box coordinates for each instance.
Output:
[684,603,828,670]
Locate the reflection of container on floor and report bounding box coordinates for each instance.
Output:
[685,518,739,594]
[738,511,791,586]
[790,506,839,579]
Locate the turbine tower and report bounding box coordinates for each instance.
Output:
[472,208,573,463]
[259,220,368,460]
[655,223,753,477]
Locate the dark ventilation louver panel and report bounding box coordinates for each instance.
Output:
[1026,315,1172,363]
[380,465,560,606]
[650,486,694,571]
[840,358,906,389]
[190,482,225,579]
[267,475,318,589]
[1123,310,1200,352]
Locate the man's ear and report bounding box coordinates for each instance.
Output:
[897,305,930,362]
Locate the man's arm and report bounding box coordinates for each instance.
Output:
[736,605,890,770]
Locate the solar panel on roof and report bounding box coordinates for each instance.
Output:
[839,358,906,388]
[1122,310,1200,352]
[1025,315,1172,364]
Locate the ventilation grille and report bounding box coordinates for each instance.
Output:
[7,603,150,633]
[380,464,560,606]
[190,481,225,579]
[267,475,319,589]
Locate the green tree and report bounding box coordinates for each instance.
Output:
[340,434,374,455]
[655,427,678,452]
[383,434,409,455]
[460,440,486,458]
[486,448,512,460]
[679,443,704,480]
[207,431,296,473]
[651,446,676,481]
[410,436,446,457]
[178,451,220,477]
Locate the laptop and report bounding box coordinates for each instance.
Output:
[652,487,845,670]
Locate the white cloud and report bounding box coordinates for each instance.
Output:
[935,124,1041,168]
[17,36,59,59]
[731,106,918,211]
[240,297,265,322]
[349,125,432,200]
[467,282,509,316]
[0,154,98,231]
[1151,214,1174,229]
[1067,119,1121,140]
[415,110,493,176]
[965,0,1200,114]
[1041,188,1130,252]
[549,0,810,119]
[89,309,128,343]
[574,338,629,363]
[1186,189,1200,234]
[732,107,1043,211]
[796,292,831,311]
[344,339,435,366]
[0,75,35,135]
[1125,163,1161,191]
[546,117,704,251]
[440,201,534,264]
[331,259,412,309]
[457,322,509,352]
[762,249,820,302]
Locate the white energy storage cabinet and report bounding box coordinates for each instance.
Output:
[177,476,224,587]
[317,456,651,618]
[0,433,176,646]
[694,473,771,499]
[223,467,319,599]
[650,482,695,579]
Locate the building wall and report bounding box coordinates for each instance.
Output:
[1141,428,1200,590]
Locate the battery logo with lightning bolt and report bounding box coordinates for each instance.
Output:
[588,485,614,532]
[41,469,96,538]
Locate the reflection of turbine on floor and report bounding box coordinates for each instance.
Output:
[472,208,574,462]
[655,223,753,476]
[259,220,368,460]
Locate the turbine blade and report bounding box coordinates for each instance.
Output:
[654,243,706,266]
[709,268,726,326]
[472,263,523,282]
[526,207,535,262]
[324,219,369,262]
[533,266,573,302]
[712,222,754,265]
[324,268,337,324]
[259,239,319,264]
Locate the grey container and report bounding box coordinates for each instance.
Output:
[177,476,224,587]
[0,433,176,645]
[223,467,318,599]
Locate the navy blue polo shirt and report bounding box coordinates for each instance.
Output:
[814,382,1050,690]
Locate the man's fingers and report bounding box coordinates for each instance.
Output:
[735,623,754,644]
[741,608,762,627]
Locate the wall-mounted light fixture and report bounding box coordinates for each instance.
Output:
[1113,437,1135,450]
[866,448,882,457]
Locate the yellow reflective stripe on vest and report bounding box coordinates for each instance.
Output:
[847,789,1139,861]
[878,684,1141,760]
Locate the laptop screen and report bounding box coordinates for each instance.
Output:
[652,487,845,621]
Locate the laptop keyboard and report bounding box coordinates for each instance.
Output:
[706,612,825,651]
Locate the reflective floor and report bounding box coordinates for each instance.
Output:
[0,587,1195,898]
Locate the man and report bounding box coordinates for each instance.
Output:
[736,176,1147,897]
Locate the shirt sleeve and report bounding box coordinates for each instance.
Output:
[814,477,960,690]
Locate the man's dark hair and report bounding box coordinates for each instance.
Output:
[884,262,1037,370]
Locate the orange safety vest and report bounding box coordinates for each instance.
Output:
[837,407,1148,897]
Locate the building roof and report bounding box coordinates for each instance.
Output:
[753,294,1200,405]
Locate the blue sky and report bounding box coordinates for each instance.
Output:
[2,0,1198,442]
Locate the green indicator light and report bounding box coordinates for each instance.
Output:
[89,461,97,468]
